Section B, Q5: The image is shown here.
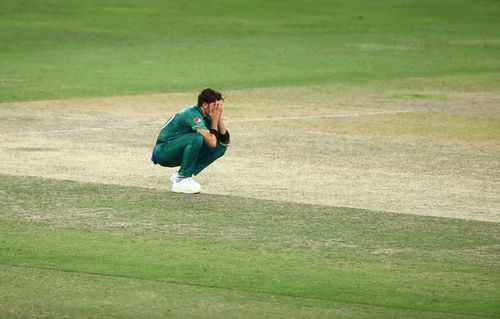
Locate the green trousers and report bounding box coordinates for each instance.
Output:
[153,133,226,177]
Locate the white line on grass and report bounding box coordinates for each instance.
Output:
[225,110,410,123]
[1,110,411,136]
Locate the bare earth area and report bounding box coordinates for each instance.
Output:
[1,79,499,222]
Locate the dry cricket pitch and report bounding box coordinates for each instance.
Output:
[1,80,499,222]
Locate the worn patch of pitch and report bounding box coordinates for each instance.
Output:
[0,81,499,222]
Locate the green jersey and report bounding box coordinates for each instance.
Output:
[156,105,211,144]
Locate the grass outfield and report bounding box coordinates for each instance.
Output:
[1,0,499,317]
[1,0,500,101]
[1,175,499,318]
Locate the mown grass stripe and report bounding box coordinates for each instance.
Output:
[1,263,494,318]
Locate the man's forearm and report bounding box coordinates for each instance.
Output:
[210,117,219,130]
[218,117,227,134]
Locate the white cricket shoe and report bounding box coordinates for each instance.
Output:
[171,177,201,194]
[170,171,179,183]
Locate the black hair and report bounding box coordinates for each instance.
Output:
[197,88,223,106]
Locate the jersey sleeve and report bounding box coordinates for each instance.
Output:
[185,116,208,131]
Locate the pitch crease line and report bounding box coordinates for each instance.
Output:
[226,110,411,123]
[0,110,411,136]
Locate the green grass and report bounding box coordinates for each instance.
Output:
[0,175,498,318]
[1,1,499,317]
[282,112,500,143]
[1,0,500,101]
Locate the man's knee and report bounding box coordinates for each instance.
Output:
[193,133,204,145]
[215,143,227,158]
[190,133,204,152]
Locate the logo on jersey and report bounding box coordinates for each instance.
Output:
[193,117,202,124]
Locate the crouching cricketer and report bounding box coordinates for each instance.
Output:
[151,88,230,194]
